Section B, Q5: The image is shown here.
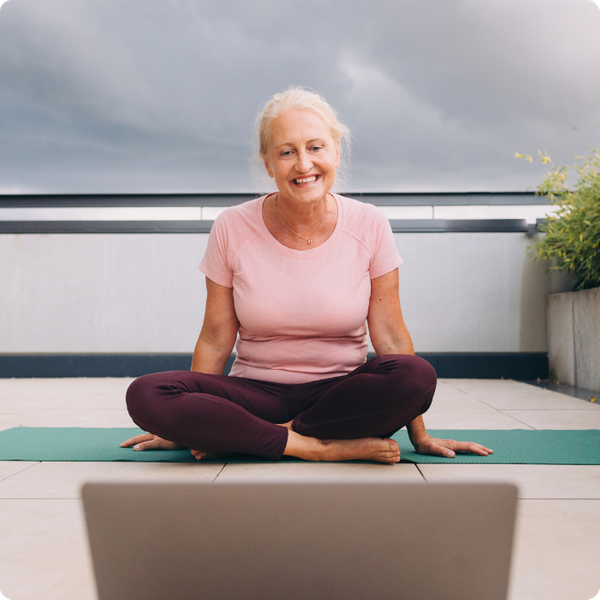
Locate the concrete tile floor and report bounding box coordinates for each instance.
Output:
[0,377,599,600]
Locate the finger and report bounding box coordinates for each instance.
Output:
[441,446,456,458]
[468,443,493,455]
[445,440,493,456]
[120,433,153,447]
[428,443,456,458]
[132,439,163,451]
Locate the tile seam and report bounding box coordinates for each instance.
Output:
[0,461,41,485]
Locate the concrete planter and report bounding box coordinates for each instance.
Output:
[547,287,600,391]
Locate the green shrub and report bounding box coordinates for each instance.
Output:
[517,149,600,291]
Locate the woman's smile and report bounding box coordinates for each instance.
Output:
[293,174,319,186]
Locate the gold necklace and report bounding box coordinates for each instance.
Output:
[274,193,330,244]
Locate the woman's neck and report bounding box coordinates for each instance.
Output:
[263,192,338,251]
[274,192,329,230]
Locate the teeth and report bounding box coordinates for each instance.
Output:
[295,176,317,184]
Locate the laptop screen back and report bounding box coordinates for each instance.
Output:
[82,481,517,600]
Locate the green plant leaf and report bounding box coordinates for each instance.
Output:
[530,148,600,290]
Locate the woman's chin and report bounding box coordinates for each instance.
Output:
[281,184,330,204]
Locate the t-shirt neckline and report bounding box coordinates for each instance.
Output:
[257,193,343,257]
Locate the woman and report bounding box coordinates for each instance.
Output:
[122,87,492,464]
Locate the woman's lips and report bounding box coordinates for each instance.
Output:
[293,175,319,185]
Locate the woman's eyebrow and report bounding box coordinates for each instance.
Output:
[274,138,325,150]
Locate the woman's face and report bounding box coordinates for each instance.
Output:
[264,109,340,207]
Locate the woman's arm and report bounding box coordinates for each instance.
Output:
[191,277,239,374]
[367,269,414,356]
[367,269,492,457]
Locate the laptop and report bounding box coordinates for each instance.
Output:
[81,481,517,600]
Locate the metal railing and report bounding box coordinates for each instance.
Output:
[0,191,547,234]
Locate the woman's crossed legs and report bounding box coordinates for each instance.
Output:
[123,354,437,464]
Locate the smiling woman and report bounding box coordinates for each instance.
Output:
[257,87,351,170]
[262,107,340,247]
[121,87,493,464]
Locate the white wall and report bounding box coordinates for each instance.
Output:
[395,232,552,352]
[0,234,208,353]
[0,231,570,353]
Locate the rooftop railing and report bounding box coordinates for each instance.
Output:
[0,191,552,234]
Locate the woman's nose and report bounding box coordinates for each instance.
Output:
[296,150,312,173]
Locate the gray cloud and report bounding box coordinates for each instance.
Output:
[0,0,599,193]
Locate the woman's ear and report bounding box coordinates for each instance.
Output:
[264,159,274,178]
[334,141,340,169]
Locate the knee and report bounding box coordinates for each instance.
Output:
[375,354,436,386]
[125,375,152,420]
[375,354,437,406]
[403,355,437,394]
[400,355,437,416]
[125,371,176,421]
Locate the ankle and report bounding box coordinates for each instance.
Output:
[283,430,325,461]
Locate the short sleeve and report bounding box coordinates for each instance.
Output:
[199,212,234,288]
[368,209,403,279]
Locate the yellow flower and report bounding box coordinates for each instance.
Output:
[515,153,532,163]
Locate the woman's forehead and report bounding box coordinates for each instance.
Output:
[270,109,332,145]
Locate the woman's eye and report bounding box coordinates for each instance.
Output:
[281,150,293,157]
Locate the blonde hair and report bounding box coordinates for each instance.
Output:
[255,86,351,164]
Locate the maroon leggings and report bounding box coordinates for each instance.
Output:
[125,354,437,461]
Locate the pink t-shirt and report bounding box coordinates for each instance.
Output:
[199,193,403,384]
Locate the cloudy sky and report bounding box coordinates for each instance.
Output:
[0,0,599,194]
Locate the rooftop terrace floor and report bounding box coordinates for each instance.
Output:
[0,377,599,600]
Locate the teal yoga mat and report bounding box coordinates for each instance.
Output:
[0,427,598,464]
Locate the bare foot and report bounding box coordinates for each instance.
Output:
[190,449,236,461]
[282,429,400,465]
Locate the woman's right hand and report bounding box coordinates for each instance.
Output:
[120,432,184,451]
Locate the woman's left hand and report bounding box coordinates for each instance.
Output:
[412,433,493,458]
